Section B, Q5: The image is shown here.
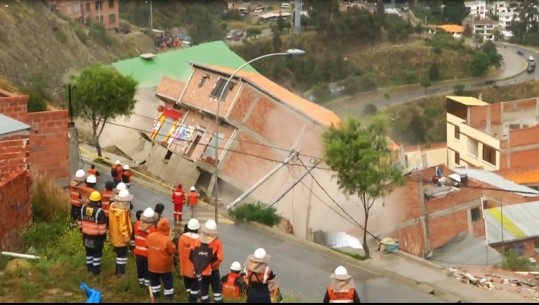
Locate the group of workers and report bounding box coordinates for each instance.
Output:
[67,161,361,303]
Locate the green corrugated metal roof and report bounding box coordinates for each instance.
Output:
[112,41,257,88]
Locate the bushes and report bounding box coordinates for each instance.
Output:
[229,201,281,227]
[501,249,534,271]
[31,173,70,223]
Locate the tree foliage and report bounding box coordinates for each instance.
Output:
[323,118,404,258]
[429,62,440,82]
[441,0,468,24]
[72,66,138,157]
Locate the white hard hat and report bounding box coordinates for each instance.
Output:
[254,248,267,260]
[86,174,97,184]
[115,160,121,165]
[230,261,241,271]
[142,208,155,218]
[190,186,196,191]
[335,266,348,276]
[187,218,200,230]
[205,219,217,231]
[116,182,127,191]
[123,164,130,170]
[75,169,86,179]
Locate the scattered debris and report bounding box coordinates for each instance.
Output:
[447,266,539,300]
[377,237,399,253]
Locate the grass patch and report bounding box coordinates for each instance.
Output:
[332,248,367,261]
[228,201,281,226]
[31,172,70,223]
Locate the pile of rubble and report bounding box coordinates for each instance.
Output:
[447,266,539,300]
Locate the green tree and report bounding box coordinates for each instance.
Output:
[414,23,424,37]
[312,81,331,103]
[72,66,138,157]
[429,63,440,82]
[470,52,490,76]
[323,118,404,258]
[246,27,262,40]
[420,78,431,95]
[186,4,225,44]
[441,0,467,24]
[344,74,361,95]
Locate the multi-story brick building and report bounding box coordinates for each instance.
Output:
[0,87,70,250]
[50,0,120,30]
[380,164,539,257]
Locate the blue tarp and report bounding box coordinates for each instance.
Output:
[80,282,102,303]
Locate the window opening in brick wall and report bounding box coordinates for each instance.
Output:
[455,151,460,165]
[471,207,481,221]
[455,126,460,140]
[210,78,235,100]
[164,150,173,161]
[482,144,497,166]
[199,74,210,88]
[108,0,114,8]
[108,13,116,24]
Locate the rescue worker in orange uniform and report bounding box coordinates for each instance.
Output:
[81,191,107,276]
[79,174,98,209]
[87,164,100,182]
[322,266,361,303]
[133,207,157,287]
[187,186,200,218]
[221,261,247,300]
[171,184,185,224]
[68,169,86,225]
[111,160,122,186]
[191,219,224,303]
[109,189,133,276]
[147,218,176,300]
[179,218,201,303]
[99,180,115,221]
[243,248,276,303]
[122,164,133,188]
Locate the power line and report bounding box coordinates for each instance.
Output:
[127,111,326,161]
[99,119,335,171]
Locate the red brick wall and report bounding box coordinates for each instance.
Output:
[0,132,30,178]
[228,86,256,124]
[0,170,32,250]
[27,110,70,180]
[0,89,69,181]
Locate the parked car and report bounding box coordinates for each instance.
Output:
[528,63,536,74]
[517,50,524,55]
[529,55,535,61]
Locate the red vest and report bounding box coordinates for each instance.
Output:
[100,190,113,218]
[79,185,96,206]
[172,187,185,205]
[188,191,198,206]
[68,184,82,208]
[223,272,241,298]
[327,287,356,303]
[133,220,155,257]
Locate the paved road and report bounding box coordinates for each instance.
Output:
[88,163,445,303]
[325,43,538,117]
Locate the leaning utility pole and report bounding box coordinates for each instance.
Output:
[269,158,320,208]
[227,150,300,211]
[67,84,81,175]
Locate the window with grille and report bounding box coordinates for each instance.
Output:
[482,144,497,165]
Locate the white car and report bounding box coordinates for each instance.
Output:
[529,55,535,62]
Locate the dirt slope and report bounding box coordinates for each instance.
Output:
[0,1,154,99]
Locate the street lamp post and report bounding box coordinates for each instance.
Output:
[145,0,153,31]
[213,48,306,223]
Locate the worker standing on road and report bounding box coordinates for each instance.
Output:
[87,164,100,182]
[147,218,177,300]
[133,208,157,287]
[109,189,134,277]
[81,191,107,276]
[202,219,224,303]
[243,248,276,303]
[68,169,86,225]
[171,184,185,225]
[111,160,122,187]
[122,164,133,188]
[179,218,201,303]
[322,266,361,303]
[79,174,98,207]
[99,180,115,221]
[221,261,247,300]
[187,186,200,218]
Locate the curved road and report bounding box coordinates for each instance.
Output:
[325,42,539,117]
